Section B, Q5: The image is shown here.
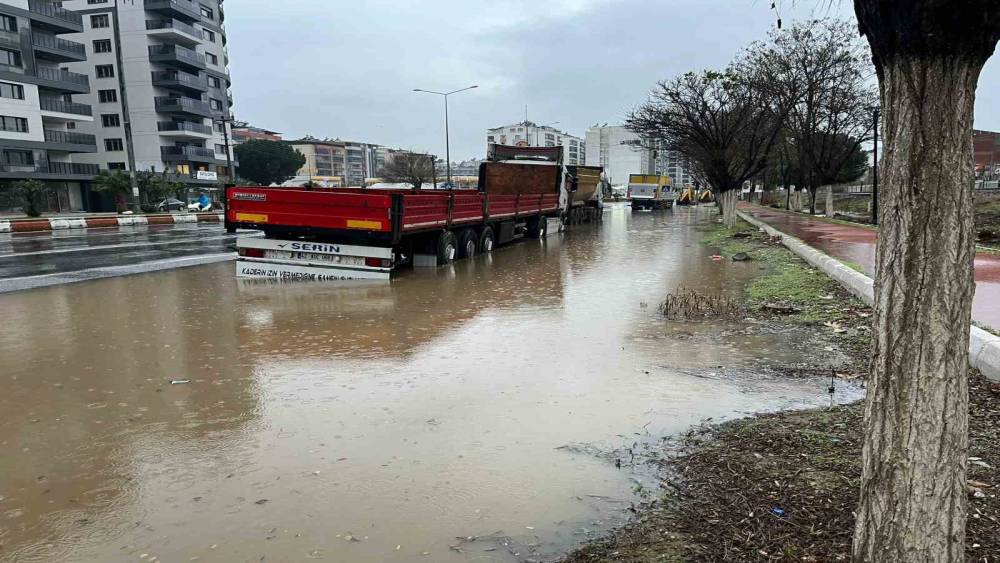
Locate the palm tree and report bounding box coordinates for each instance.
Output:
[92,170,133,212]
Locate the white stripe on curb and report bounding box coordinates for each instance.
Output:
[738,210,1000,382]
[0,221,10,233]
[117,216,149,226]
[49,218,88,230]
[171,213,197,223]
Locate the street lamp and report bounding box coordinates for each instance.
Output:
[413,85,478,188]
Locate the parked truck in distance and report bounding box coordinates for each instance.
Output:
[226,145,603,281]
[628,174,675,210]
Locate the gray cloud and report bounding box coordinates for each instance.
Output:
[227,0,1000,160]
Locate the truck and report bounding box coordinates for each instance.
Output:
[564,165,604,224]
[226,145,601,281]
[627,174,675,210]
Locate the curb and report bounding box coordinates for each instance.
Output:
[0,213,224,233]
[738,210,1000,382]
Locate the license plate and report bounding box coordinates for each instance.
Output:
[264,250,365,266]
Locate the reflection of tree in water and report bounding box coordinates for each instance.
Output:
[235,237,567,360]
[0,271,256,561]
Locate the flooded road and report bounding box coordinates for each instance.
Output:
[0,205,859,562]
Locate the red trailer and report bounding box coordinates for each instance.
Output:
[227,145,599,281]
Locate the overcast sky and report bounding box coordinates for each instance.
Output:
[226,0,1000,161]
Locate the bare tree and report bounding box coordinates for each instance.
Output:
[846,3,1000,561]
[627,68,787,227]
[753,20,877,214]
[380,152,436,189]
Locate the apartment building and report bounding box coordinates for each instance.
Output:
[656,147,694,187]
[231,120,280,145]
[60,0,234,191]
[485,121,585,165]
[0,0,99,212]
[284,137,345,187]
[584,125,653,186]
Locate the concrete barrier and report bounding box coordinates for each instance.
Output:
[738,210,1000,382]
[2,213,221,232]
[49,218,88,230]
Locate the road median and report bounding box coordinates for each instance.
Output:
[0,212,223,233]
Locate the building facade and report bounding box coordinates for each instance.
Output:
[584,125,653,186]
[284,137,345,187]
[485,121,585,165]
[974,129,1000,179]
[655,147,694,187]
[61,0,235,193]
[232,120,280,144]
[0,0,100,213]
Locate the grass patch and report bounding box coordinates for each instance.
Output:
[840,259,866,273]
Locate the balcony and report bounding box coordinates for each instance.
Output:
[145,0,201,23]
[43,129,97,152]
[39,97,93,118]
[31,65,90,94]
[146,19,203,46]
[0,161,99,180]
[161,145,219,163]
[148,44,206,72]
[158,121,212,138]
[27,0,84,34]
[32,33,87,62]
[151,70,207,94]
[154,96,213,118]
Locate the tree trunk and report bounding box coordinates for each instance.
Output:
[852,56,980,562]
[808,186,818,215]
[826,186,834,217]
[720,189,738,228]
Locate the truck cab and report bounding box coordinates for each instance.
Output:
[627,174,675,210]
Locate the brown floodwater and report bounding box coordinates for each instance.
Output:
[0,205,860,562]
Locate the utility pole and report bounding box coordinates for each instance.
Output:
[413,85,478,188]
[872,107,880,225]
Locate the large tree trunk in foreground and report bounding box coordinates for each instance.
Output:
[852,54,980,563]
[719,189,738,227]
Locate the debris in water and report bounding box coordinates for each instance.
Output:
[659,287,745,320]
[254,499,269,505]
[170,380,191,385]
[732,252,750,262]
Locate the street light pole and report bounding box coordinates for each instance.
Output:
[413,85,478,188]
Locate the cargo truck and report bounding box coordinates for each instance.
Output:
[226,145,601,281]
[627,174,675,210]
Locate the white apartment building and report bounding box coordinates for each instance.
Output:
[0,0,99,212]
[485,121,585,165]
[61,0,234,194]
[584,125,653,186]
[656,147,695,187]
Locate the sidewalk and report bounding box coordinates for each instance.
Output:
[0,212,224,233]
[740,203,1000,329]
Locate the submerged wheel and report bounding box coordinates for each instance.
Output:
[457,228,477,259]
[479,227,495,253]
[436,230,456,265]
[527,216,547,239]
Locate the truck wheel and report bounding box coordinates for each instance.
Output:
[479,227,495,253]
[457,229,477,259]
[436,231,457,265]
[527,216,547,239]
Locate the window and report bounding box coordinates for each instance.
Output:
[98,89,117,103]
[0,82,23,100]
[487,136,494,143]
[0,15,17,33]
[91,14,110,29]
[204,29,215,42]
[207,75,221,88]
[3,149,33,166]
[209,98,223,110]
[104,138,124,151]
[0,47,22,67]
[206,53,218,65]
[176,163,191,175]
[88,0,110,4]
[0,115,28,133]
[213,121,224,133]
[215,143,226,154]
[66,122,76,129]
[101,113,120,127]
[107,162,126,170]
[92,39,112,54]
[200,5,214,19]
[95,64,114,78]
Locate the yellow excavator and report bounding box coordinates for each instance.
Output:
[677,185,715,205]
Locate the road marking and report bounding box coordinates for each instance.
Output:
[0,253,237,294]
[0,233,260,259]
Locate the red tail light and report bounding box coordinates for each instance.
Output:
[240,248,265,258]
[365,257,392,268]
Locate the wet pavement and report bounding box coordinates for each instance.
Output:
[0,224,255,293]
[741,204,1000,329]
[0,205,860,562]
